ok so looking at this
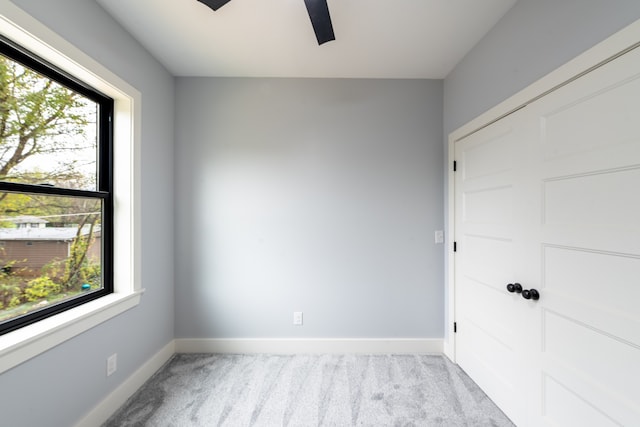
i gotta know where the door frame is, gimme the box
[444,17,640,362]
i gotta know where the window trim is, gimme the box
[0,2,142,374]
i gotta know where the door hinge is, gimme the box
[454,322,457,333]
[453,160,457,172]
[453,241,457,252]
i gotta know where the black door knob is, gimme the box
[521,289,540,300]
[507,283,523,293]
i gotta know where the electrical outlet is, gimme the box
[435,230,444,244]
[107,353,117,376]
[293,311,303,326]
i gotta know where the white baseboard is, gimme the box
[74,340,175,427]
[175,338,443,354]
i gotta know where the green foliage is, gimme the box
[0,275,22,309]
[60,218,100,291]
[8,295,20,308]
[38,218,101,292]
[0,261,25,309]
[0,54,94,220]
[80,261,101,288]
[0,55,89,185]
[24,276,61,302]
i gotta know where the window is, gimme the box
[0,2,141,375]
[0,36,113,335]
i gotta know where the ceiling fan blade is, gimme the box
[304,0,335,45]
[197,0,232,11]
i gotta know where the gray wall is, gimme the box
[0,1,175,426]
[444,0,640,135]
[175,78,444,338]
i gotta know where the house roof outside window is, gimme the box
[0,224,100,241]
[8,215,49,228]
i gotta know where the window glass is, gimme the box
[0,53,99,191]
[0,39,112,335]
[0,194,102,323]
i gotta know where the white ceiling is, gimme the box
[97,0,516,79]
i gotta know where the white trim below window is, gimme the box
[0,1,142,374]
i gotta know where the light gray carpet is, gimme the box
[104,354,514,426]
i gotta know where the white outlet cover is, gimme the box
[293,312,303,326]
[107,353,117,376]
[435,230,444,244]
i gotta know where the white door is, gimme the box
[454,110,531,427]
[455,44,640,426]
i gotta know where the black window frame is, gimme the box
[0,36,114,335]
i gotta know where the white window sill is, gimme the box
[0,289,144,374]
